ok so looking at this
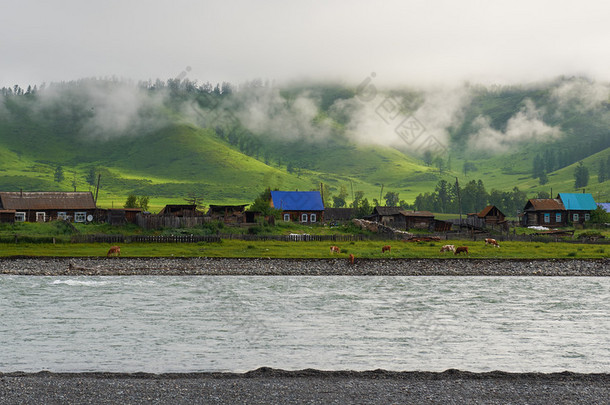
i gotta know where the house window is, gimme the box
[284,213,290,222]
[57,212,67,220]
[301,213,308,223]
[573,213,579,222]
[74,212,87,223]
[36,212,46,222]
[310,213,316,223]
[15,212,26,222]
[585,213,590,221]
[544,213,550,223]
[555,213,562,223]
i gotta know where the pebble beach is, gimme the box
[0,256,608,276]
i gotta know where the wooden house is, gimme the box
[270,191,324,224]
[521,199,567,227]
[557,193,597,224]
[0,191,97,223]
[107,208,142,225]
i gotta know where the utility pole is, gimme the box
[455,177,462,229]
[94,174,101,205]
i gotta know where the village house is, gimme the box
[0,191,98,223]
[521,198,567,227]
[367,206,436,230]
[270,191,324,224]
[473,205,506,225]
[557,193,597,224]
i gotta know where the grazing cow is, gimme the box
[454,246,468,255]
[330,246,340,254]
[349,253,355,265]
[107,246,121,257]
[485,238,500,247]
[440,244,456,253]
[382,245,391,253]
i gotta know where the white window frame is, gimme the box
[57,212,68,220]
[15,212,26,222]
[283,213,290,222]
[74,212,87,223]
[555,213,561,223]
[544,213,550,223]
[310,213,316,223]
[573,213,579,222]
[301,213,308,223]
[585,213,590,221]
[36,212,46,222]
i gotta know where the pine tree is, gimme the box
[598,160,607,183]
[574,161,589,189]
[54,165,64,183]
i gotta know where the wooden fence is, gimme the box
[72,234,221,243]
[136,215,210,230]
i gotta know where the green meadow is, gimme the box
[0,240,607,259]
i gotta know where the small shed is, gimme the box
[402,211,435,230]
[368,206,407,228]
[207,204,249,224]
[107,208,142,225]
[324,207,357,223]
[474,205,506,225]
[158,204,203,217]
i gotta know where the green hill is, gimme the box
[1,77,609,211]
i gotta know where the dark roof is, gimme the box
[373,206,405,216]
[477,205,505,218]
[558,193,597,211]
[270,191,324,211]
[0,192,96,210]
[524,199,565,211]
[208,204,248,212]
[158,204,198,215]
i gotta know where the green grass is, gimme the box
[0,240,607,259]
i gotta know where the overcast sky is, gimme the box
[2,0,609,88]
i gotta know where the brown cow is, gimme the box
[485,238,500,247]
[454,246,469,255]
[382,245,391,253]
[349,253,355,265]
[330,246,340,254]
[107,246,121,257]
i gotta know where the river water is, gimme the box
[1,276,608,373]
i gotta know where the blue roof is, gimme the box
[270,191,324,211]
[558,193,597,211]
[598,203,610,213]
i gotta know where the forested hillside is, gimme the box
[1,76,608,211]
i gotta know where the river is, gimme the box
[1,275,608,373]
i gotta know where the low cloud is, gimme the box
[550,78,610,114]
[35,79,168,139]
[468,99,561,152]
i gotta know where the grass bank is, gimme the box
[0,240,607,259]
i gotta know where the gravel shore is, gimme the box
[1,368,609,404]
[0,257,608,276]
